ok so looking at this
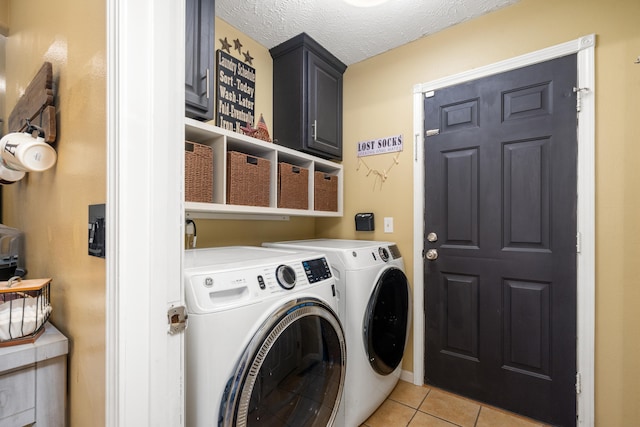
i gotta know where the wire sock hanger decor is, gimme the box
[356,152,401,190]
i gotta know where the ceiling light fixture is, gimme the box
[342,0,389,7]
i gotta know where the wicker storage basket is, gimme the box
[185,141,213,203]
[278,163,309,209]
[314,172,338,212]
[227,151,270,207]
[0,277,51,347]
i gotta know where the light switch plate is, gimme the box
[384,217,393,233]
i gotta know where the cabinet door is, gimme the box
[307,51,343,160]
[185,0,215,120]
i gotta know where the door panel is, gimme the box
[503,138,550,250]
[444,149,479,247]
[442,273,479,360]
[424,55,577,427]
[503,279,550,377]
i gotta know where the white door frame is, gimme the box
[412,35,595,426]
[106,0,186,425]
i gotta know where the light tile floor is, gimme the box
[361,380,551,427]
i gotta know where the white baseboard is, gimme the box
[400,369,419,385]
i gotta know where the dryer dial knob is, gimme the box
[379,247,390,262]
[276,265,296,290]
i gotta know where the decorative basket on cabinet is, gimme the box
[227,151,270,207]
[278,163,309,209]
[314,172,338,212]
[185,141,213,203]
[0,277,52,347]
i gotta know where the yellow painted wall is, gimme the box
[194,216,316,248]
[0,0,7,35]
[0,0,637,425]
[2,0,106,425]
[338,0,640,424]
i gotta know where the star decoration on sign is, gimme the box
[219,37,232,53]
[243,50,254,65]
[233,38,243,53]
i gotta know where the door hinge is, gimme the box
[576,372,582,394]
[425,90,435,98]
[576,231,582,253]
[168,305,188,334]
[426,129,440,137]
[573,87,589,112]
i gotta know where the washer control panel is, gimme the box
[302,257,332,283]
[185,256,336,313]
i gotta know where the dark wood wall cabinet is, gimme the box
[185,0,215,121]
[270,33,347,160]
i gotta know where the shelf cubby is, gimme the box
[184,117,343,219]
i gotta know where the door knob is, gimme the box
[425,249,438,261]
[427,232,438,242]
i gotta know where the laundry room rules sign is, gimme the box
[216,50,256,132]
[356,134,403,157]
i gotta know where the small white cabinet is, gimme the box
[0,323,68,427]
[184,118,343,218]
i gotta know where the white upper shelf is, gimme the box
[184,118,343,219]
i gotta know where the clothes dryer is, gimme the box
[263,240,411,427]
[184,246,346,427]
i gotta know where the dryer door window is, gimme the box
[220,298,346,427]
[364,267,410,375]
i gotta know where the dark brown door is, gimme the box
[424,55,577,427]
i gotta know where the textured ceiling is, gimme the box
[216,0,520,66]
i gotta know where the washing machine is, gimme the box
[184,246,346,427]
[263,239,411,427]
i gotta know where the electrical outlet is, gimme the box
[384,217,394,233]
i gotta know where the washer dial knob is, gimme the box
[276,265,296,289]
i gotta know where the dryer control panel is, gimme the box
[302,257,332,283]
